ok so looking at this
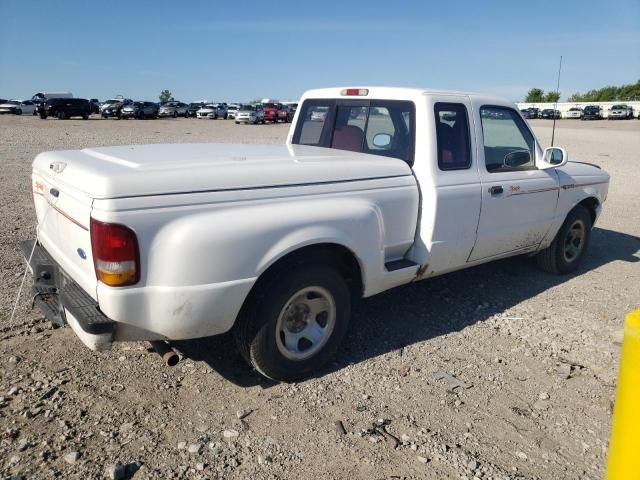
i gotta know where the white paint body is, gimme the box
[30,87,610,350]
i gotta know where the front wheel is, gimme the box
[536,205,592,274]
[15,109,22,115]
[234,265,351,382]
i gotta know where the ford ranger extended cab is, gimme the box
[21,87,609,382]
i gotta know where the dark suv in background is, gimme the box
[39,98,90,119]
[582,105,603,120]
[186,102,205,117]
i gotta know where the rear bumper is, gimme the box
[20,239,256,344]
[20,240,115,350]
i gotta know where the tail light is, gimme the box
[90,219,140,286]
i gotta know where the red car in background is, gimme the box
[262,102,282,123]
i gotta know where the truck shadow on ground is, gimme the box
[174,227,640,387]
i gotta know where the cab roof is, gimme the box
[300,86,516,108]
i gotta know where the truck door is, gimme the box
[468,105,559,262]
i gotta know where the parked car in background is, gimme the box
[565,107,583,119]
[525,107,541,119]
[582,105,603,120]
[40,98,90,119]
[0,100,36,115]
[100,97,129,113]
[541,108,561,119]
[89,99,101,114]
[31,92,73,111]
[520,108,537,119]
[159,101,188,118]
[608,104,634,120]
[196,104,217,118]
[121,101,159,119]
[262,102,282,123]
[226,104,240,119]
[277,104,295,123]
[101,101,128,119]
[309,107,328,122]
[235,104,265,124]
[207,103,228,119]
[186,102,205,117]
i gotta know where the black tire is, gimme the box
[15,109,22,115]
[224,114,228,120]
[173,111,177,118]
[536,205,591,274]
[40,114,47,119]
[234,264,351,382]
[57,111,65,120]
[82,114,88,120]
[261,118,265,124]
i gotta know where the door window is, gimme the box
[480,106,535,172]
[434,103,471,170]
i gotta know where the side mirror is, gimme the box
[503,150,531,168]
[372,133,392,148]
[540,147,568,169]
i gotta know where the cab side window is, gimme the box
[480,106,536,172]
[434,103,471,170]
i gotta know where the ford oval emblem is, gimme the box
[77,248,87,260]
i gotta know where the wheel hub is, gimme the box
[563,220,585,262]
[275,286,336,361]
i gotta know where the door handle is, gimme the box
[489,185,503,196]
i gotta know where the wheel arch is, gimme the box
[253,242,364,300]
[577,196,600,226]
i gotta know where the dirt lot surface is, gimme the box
[1,116,639,480]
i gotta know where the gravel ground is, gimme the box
[1,115,639,480]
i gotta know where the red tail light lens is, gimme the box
[90,218,140,286]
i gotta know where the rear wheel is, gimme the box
[173,111,177,118]
[234,264,350,382]
[82,113,88,120]
[15,109,22,115]
[536,205,591,274]
[57,111,65,120]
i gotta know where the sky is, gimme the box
[0,0,638,103]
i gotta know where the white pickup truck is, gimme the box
[22,87,609,381]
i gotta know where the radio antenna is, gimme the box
[550,55,562,147]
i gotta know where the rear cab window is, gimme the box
[292,99,415,165]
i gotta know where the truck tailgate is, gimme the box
[32,171,96,300]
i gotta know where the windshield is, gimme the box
[263,103,276,108]
[611,105,625,109]
[6,101,20,105]
[228,105,238,110]
[240,104,256,111]
[543,109,553,113]
[569,108,581,111]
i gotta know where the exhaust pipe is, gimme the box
[149,341,179,367]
